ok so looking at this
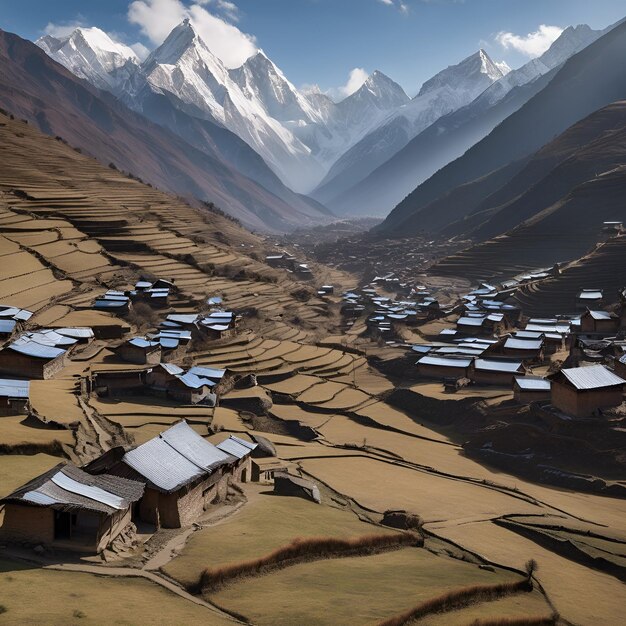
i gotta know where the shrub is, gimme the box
[377,579,533,626]
[195,532,422,593]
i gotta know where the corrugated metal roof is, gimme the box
[159,363,184,375]
[474,359,523,373]
[204,324,230,332]
[55,327,94,339]
[187,366,226,380]
[176,372,214,389]
[560,365,626,390]
[417,355,472,368]
[457,316,486,326]
[588,310,613,321]
[578,290,602,299]
[0,319,16,334]
[160,421,231,472]
[124,437,205,492]
[515,377,551,391]
[129,337,159,349]
[0,378,29,398]
[94,300,127,309]
[217,435,257,459]
[8,341,66,360]
[515,331,544,339]
[166,314,198,324]
[160,338,179,349]
[2,464,143,514]
[504,338,543,350]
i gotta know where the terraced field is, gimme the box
[1,112,624,625]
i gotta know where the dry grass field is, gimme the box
[0,111,624,625]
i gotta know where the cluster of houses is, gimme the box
[92,279,174,314]
[341,284,445,337]
[265,250,313,280]
[92,364,226,406]
[0,421,263,551]
[409,280,626,419]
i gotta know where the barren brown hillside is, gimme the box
[0,111,625,626]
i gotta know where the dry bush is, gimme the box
[377,579,533,626]
[468,616,558,626]
[127,301,159,331]
[195,532,422,593]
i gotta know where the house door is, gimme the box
[54,511,73,540]
[241,468,247,483]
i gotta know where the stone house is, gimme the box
[110,421,237,528]
[0,463,143,553]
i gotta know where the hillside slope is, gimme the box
[430,102,626,307]
[0,29,330,233]
[378,18,626,236]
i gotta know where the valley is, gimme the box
[1,4,626,626]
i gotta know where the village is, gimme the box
[2,247,626,555]
[0,109,624,625]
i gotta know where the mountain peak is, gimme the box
[418,49,504,97]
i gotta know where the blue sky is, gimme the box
[3,0,625,97]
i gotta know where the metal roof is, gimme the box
[587,310,613,321]
[515,377,551,391]
[217,435,257,460]
[128,337,159,349]
[160,421,232,472]
[417,355,472,368]
[124,437,205,492]
[515,331,544,339]
[187,366,226,380]
[8,341,66,360]
[175,372,215,389]
[94,300,127,309]
[2,464,143,515]
[0,378,29,398]
[474,359,523,373]
[166,314,198,324]
[158,363,184,375]
[578,290,602,300]
[504,337,543,350]
[0,319,16,334]
[457,316,485,326]
[55,327,94,339]
[560,365,626,390]
[160,338,179,349]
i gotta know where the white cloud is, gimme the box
[130,41,151,60]
[378,0,410,13]
[127,0,257,68]
[495,24,563,58]
[326,67,369,101]
[43,20,86,38]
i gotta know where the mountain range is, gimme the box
[0,28,330,232]
[25,15,625,242]
[377,16,626,237]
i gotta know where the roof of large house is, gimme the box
[417,355,473,368]
[557,365,626,391]
[504,337,543,351]
[122,421,234,493]
[474,359,524,373]
[0,463,143,515]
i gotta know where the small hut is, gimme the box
[549,365,626,418]
[115,337,162,365]
[0,464,143,553]
[0,378,29,416]
[513,377,551,403]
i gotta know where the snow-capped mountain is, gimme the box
[133,20,323,192]
[37,27,139,90]
[313,49,508,204]
[315,23,605,216]
[296,71,410,168]
[472,25,602,109]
